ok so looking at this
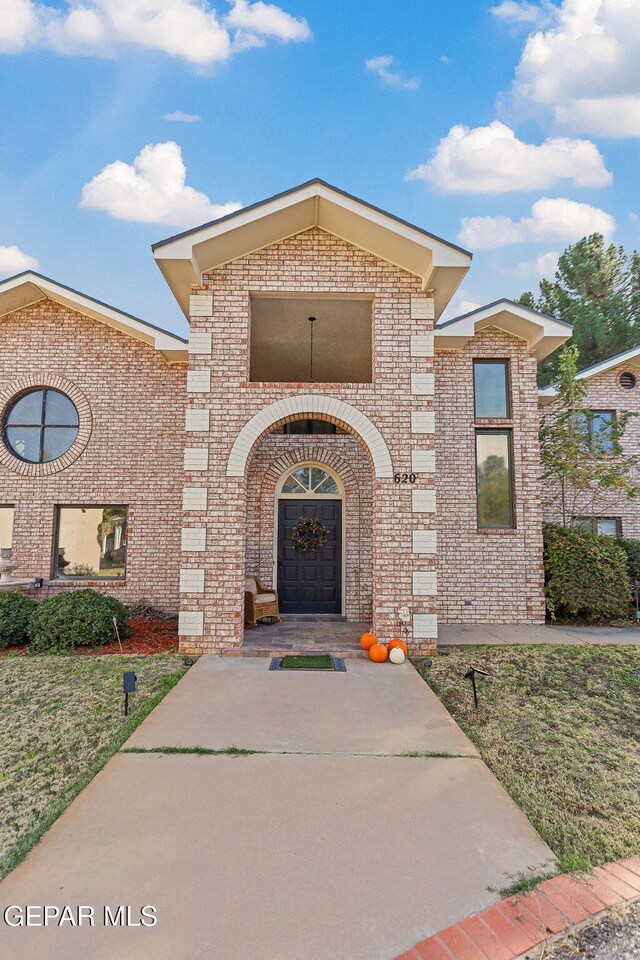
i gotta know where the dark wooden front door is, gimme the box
[277,500,342,614]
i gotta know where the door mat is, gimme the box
[270,655,346,671]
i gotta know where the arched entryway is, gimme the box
[275,463,344,615]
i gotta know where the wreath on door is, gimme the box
[291,516,329,553]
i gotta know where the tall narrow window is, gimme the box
[476,431,514,529]
[474,361,509,419]
[589,410,615,451]
[0,505,14,551]
[55,506,128,579]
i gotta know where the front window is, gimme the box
[3,388,79,463]
[0,505,14,551]
[576,517,621,536]
[55,506,128,579]
[587,410,615,451]
[474,361,509,419]
[283,419,337,435]
[476,431,514,529]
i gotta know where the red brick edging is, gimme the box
[393,858,640,960]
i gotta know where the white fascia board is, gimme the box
[574,347,640,381]
[0,272,188,360]
[435,300,571,360]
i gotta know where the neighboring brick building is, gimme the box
[0,180,571,653]
[539,346,640,538]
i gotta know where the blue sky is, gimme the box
[1,0,639,337]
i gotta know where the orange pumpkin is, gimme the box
[360,632,378,651]
[388,639,408,656]
[369,641,388,663]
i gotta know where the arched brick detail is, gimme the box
[0,374,92,477]
[227,394,393,479]
[245,440,373,620]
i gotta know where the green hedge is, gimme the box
[0,592,37,648]
[543,523,632,621]
[617,537,640,585]
[29,589,131,653]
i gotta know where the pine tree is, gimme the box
[519,234,640,385]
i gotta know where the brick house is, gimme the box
[539,346,640,538]
[0,180,570,654]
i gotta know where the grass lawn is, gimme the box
[0,654,185,880]
[416,645,640,875]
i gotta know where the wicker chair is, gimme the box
[244,576,281,627]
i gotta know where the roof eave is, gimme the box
[0,272,188,361]
[435,299,572,361]
[153,180,472,320]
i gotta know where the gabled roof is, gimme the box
[539,344,640,399]
[0,271,188,362]
[435,298,572,361]
[152,178,472,319]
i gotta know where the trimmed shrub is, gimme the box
[543,523,631,621]
[617,536,640,586]
[0,592,37,648]
[29,589,131,653]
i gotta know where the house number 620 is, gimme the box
[394,473,417,484]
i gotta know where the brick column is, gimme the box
[408,293,437,654]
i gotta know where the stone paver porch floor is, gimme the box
[237,614,371,656]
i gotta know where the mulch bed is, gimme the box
[0,616,179,657]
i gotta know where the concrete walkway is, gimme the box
[439,622,640,645]
[0,658,554,960]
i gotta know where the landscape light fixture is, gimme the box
[464,666,490,709]
[123,671,136,716]
[112,615,123,654]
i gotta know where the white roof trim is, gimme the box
[539,344,640,399]
[153,178,472,320]
[0,272,188,362]
[435,298,571,361]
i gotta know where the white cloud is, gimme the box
[509,249,560,278]
[406,121,612,194]
[458,196,616,250]
[490,1,554,25]
[164,110,201,123]
[440,289,482,322]
[507,0,640,138]
[225,0,310,41]
[0,245,39,278]
[0,0,310,66]
[80,141,242,227]
[439,55,451,64]
[0,0,39,52]
[365,55,421,90]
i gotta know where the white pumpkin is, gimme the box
[389,646,406,664]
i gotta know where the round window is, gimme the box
[3,388,79,463]
[620,371,637,390]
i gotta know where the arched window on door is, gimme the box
[280,465,340,496]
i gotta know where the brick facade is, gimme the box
[180,227,440,654]
[435,329,545,623]
[541,358,640,538]
[0,299,185,610]
[1,221,553,649]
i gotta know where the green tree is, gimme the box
[540,345,640,526]
[520,234,640,385]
